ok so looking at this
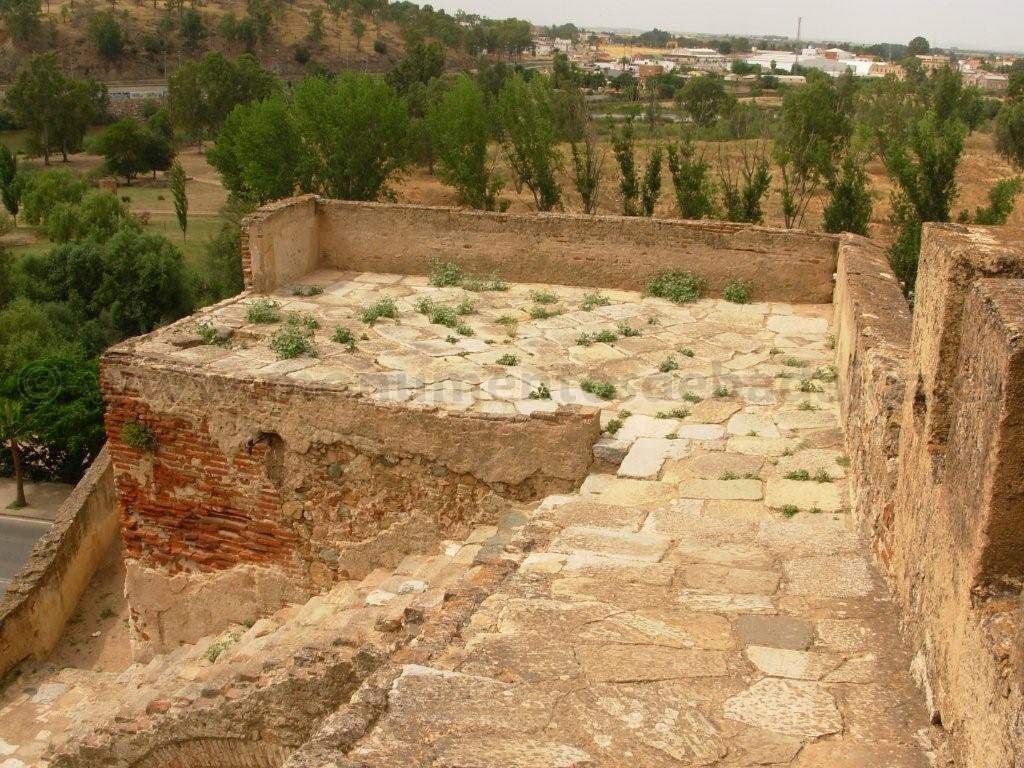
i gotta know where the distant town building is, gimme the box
[916,54,953,73]
[965,72,1009,91]
[666,47,729,71]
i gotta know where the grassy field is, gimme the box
[2,146,229,268]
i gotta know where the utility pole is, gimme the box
[795,16,802,70]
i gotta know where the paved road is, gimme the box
[0,516,52,597]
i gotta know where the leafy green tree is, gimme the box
[194,203,247,304]
[5,54,101,164]
[677,75,734,128]
[883,111,966,293]
[667,138,717,220]
[0,145,18,216]
[17,239,106,311]
[496,74,562,211]
[88,11,125,61]
[959,177,1022,225]
[995,99,1024,171]
[386,40,445,95]
[426,74,503,210]
[45,190,129,243]
[351,17,366,50]
[719,147,771,224]
[91,118,174,183]
[54,78,105,162]
[0,398,30,508]
[246,0,272,43]
[19,168,88,225]
[0,297,83,375]
[927,67,985,132]
[822,154,873,236]
[180,8,207,51]
[307,7,324,45]
[170,161,188,241]
[209,96,302,204]
[775,75,854,228]
[168,53,278,142]
[611,122,640,216]
[907,36,930,56]
[3,356,105,484]
[0,0,40,41]
[292,73,409,201]
[94,226,193,336]
[640,147,663,217]
[568,99,604,215]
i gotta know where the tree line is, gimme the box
[203,48,1024,299]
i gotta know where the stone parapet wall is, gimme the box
[831,234,912,564]
[100,344,599,657]
[835,224,1024,768]
[0,449,117,677]
[242,197,840,302]
[242,195,320,293]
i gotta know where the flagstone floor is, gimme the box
[0,273,945,767]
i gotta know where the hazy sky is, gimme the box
[429,0,1024,53]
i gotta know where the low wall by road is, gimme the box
[242,197,840,303]
[834,224,1024,768]
[0,449,117,678]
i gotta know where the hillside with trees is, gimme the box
[0,0,534,81]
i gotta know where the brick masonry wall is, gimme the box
[100,349,598,592]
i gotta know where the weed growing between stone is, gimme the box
[122,420,157,452]
[647,271,706,304]
[580,377,616,400]
[271,325,315,359]
[359,297,399,325]
[723,279,754,304]
[246,298,281,324]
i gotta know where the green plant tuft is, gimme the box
[359,297,399,325]
[723,279,753,304]
[271,325,315,359]
[647,270,706,304]
[246,298,281,324]
[580,292,611,310]
[122,420,157,452]
[332,326,356,351]
[429,260,464,287]
[529,383,551,400]
[580,377,616,400]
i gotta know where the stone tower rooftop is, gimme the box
[2,201,1021,768]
